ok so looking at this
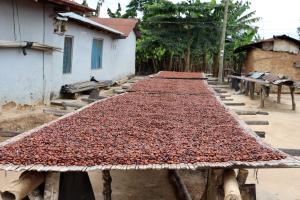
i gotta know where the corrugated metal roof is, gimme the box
[58,12,124,38]
[235,35,300,53]
[89,17,139,37]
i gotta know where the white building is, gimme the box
[0,0,138,107]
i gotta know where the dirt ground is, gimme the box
[0,83,300,199]
[223,86,300,200]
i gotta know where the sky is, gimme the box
[79,0,300,39]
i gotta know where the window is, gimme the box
[91,39,103,69]
[63,36,73,74]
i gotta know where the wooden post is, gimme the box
[236,169,249,186]
[277,85,282,103]
[223,169,242,200]
[290,87,296,110]
[249,82,255,100]
[43,172,60,200]
[102,170,112,200]
[260,86,266,108]
[206,169,223,200]
[245,81,250,96]
[1,172,45,200]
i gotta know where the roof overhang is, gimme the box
[39,0,95,13]
[57,13,125,39]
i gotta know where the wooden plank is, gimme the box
[254,131,266,138]
[225,103,245,106]
[168,170,192,200]
[44,172,60,200]
[279,148,300,156]
[245,121,269,125]
[260,86,266,108]
[62,102,86,110]
[0,131,22,137]
[234,110,269,115]
[43,108,71,116]
[221,98,234,101]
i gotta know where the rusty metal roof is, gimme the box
[235,35,300,53]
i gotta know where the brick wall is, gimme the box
[244,48,300,81]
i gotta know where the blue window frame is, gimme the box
[91,39,103,69]
[63,36,73,74]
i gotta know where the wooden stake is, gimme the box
[43,172,60,200]
[290,87,296,110]
[102,170,112,200]
[223,170,242,200]
[236,169,249,186]
[277,85,282,104]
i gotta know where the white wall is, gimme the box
[0,0,136,106]
[50,22,136,98]
[0,0,54,105]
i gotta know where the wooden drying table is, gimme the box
[228,75,296,110]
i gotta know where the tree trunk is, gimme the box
[185,46,191,72]
[212,53,219,77]
[169,52,174,71]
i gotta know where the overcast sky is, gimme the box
[80,0,300,39]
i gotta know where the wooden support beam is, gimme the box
[224,103,245,106]
[255,131,266,138]
[279,148,300,156]
[245,121,269,125]
[234,110,269,115]
[0,172,45,200]
[223,170,242,200]
[236,169,249,186]
[277,85,282,103]
[102,170,112,200]
[168,170,192,200]
[43,172,60,200]
[290,87,296,110]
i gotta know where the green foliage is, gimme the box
[107,0,260,74]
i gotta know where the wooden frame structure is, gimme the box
[0,74,299,200]
[228,75,296,110]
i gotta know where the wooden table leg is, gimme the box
[260,86,266,108]
[277,85,282,103]
[245,81,250,96]
[290,87,296,110]
[249,82,255,100]
[44,172,60,200]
